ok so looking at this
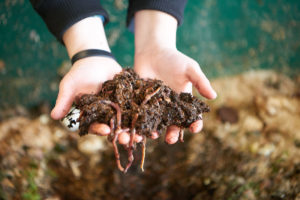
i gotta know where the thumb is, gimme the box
[51,80,76,120]
[186,63,217,99]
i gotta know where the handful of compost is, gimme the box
[62,68,210,173]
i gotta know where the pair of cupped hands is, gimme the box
[50,11,217,145]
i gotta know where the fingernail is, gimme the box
[50,108,59,120]
[151,132,159,139]
[189,122,202,133]
[118,132,130,145]
[212,90,217,99]
[135,135,143,143]
[189,126,196,133]
[189,126,195,133]
[94,124,110,135]
[168,137,177,144]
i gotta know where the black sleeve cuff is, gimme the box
[127,0,188,27]
[30,0,109,43]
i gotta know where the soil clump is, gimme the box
[75,68,209,172]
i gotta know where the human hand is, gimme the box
[134,46,217,143]
[51,56,121,119]
[133,10,217,144]
[51,16,143,144]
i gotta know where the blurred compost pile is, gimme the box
[0,70,299,200]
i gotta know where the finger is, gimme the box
[118,132,130,145]
[165,125,180,144]
[181,82,193,93]
[186,63,217,99]
[89,123,111,136]
[51,80,76,120]
[189,120,203,133]
[150,131,159,139]
[134,134,143,143]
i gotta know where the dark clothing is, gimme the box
[30,0,187,43]
[126,0,187,27]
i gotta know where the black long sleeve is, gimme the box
[127,0,188,26]
[30,0,187,42]
[30,0,109,43]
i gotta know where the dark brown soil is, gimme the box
[76,68,209,136]
[75,68,210,172]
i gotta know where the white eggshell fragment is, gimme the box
[61,107,80,131]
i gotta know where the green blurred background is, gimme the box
[0,0,299,114]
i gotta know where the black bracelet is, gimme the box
[71,49,115,65]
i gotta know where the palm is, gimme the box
[51,57,122,120]
[53,57,144,145]
[135,48,196,93]
[134,47,216,144]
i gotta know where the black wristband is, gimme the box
[71,49,115,65]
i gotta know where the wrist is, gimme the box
[134,10,177,54]
[71,49,115,65]
[63,16,111,58]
